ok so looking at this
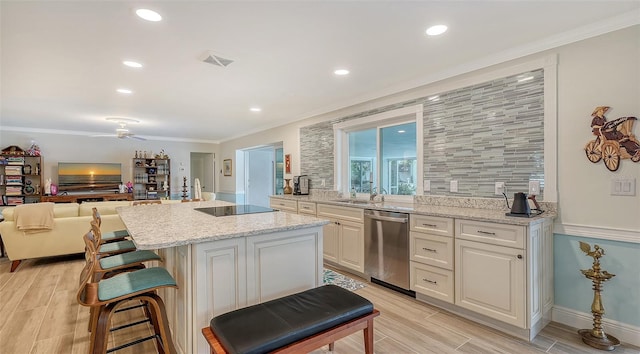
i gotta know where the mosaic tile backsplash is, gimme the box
[300,69,545,198]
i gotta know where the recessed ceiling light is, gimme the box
[123,60,143,68]
[398,130,406,134]
[426,25,448,36]
[116,88,133,94]
[250,107,262,112]
[136,9,162,22]
[334,69,350,76]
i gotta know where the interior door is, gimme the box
[190,153,215,198]
[245,148,274,207]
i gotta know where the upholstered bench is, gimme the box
[201,284,380,354]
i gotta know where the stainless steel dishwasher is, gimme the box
[364,209,414,296]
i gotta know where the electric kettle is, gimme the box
[510,192,531,215]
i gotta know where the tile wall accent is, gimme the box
[300,69,545,198]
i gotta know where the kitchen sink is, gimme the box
[330,199,373,205]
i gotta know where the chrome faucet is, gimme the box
[369,182,377,202]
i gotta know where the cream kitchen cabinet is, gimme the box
[297,201,317,215]
[454,218,552,341]
[269,197,297,213]
[409,214,455,303]
[317,203,364,274]
[159,227,324,354]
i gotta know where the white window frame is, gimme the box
[333,104,424,202]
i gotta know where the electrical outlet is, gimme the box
[529,180,540,196]
[450,180,458,193]
[495,182,505,195]
[321,179,326,187]
[424,179,431,192]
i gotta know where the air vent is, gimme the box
[201,52,234,67]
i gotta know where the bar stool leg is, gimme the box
[140,293,176,354]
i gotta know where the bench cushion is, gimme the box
[210,284,373,354]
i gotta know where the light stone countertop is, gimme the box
[116,200,330,250]
[270,194,556,226]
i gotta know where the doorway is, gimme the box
[242,143,282,207]
[190,152,215,199]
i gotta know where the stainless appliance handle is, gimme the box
[365,214,408,223]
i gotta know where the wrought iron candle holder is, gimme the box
[578,241,620,351]
[181,176,188,201]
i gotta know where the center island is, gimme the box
[117,200,329,354]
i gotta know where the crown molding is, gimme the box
[0,126,220,145]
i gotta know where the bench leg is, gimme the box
[364,318,374,354]
[329,342,335,351]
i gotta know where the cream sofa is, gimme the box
[0,200,180,272]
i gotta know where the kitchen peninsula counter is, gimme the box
[116,200,329,354]
[116,200,329,249]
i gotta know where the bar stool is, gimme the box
[78,230,177,354]
[87,221,161,281]
[91,207,129,243]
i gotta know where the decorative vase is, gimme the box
[283,179,293,194]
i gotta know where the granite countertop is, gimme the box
[270,194,556,226]
[116,200,329,250]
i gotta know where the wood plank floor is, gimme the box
[1,254,638,354]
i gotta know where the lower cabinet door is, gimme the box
[338,220,364,273]
[322,220,339,264]
[455,239,526,328]
[410,261,454,303]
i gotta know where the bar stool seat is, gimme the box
[97,267,176,301]
[99,250,161,270]
[98,239,136,254]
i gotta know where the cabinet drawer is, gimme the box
[455,219,525,249]
[317,203,363,223]
[410,262,454,303]
[410,232,453,270]
[410,214,454,237]
[297,201,317,215]
[269,198,297,213]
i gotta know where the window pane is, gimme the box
[381,122,417,195]
[348,129,376,193]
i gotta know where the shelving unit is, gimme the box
[132,158,170,200]
[0,146,43,206]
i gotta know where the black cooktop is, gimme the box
[195,205,276,217]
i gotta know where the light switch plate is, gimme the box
[424,179,431,192]
[450,180,458,193]
[611,178,636,196]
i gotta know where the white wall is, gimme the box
[0,131,219,197]
[555,26,639,232]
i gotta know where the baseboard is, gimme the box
[552,305,640,347]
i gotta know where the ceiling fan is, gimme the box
[93,118,147,141]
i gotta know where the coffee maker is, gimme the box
[293,175,309,195]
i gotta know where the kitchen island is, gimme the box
[117,200,329,354]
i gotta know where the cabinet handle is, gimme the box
[517,254,523,259]
[477,230,496,236]
[335,221,341,225]
[279,203,285,206]
[423,279,437,285]
[422,223,437,227]
[422,247,437,253]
